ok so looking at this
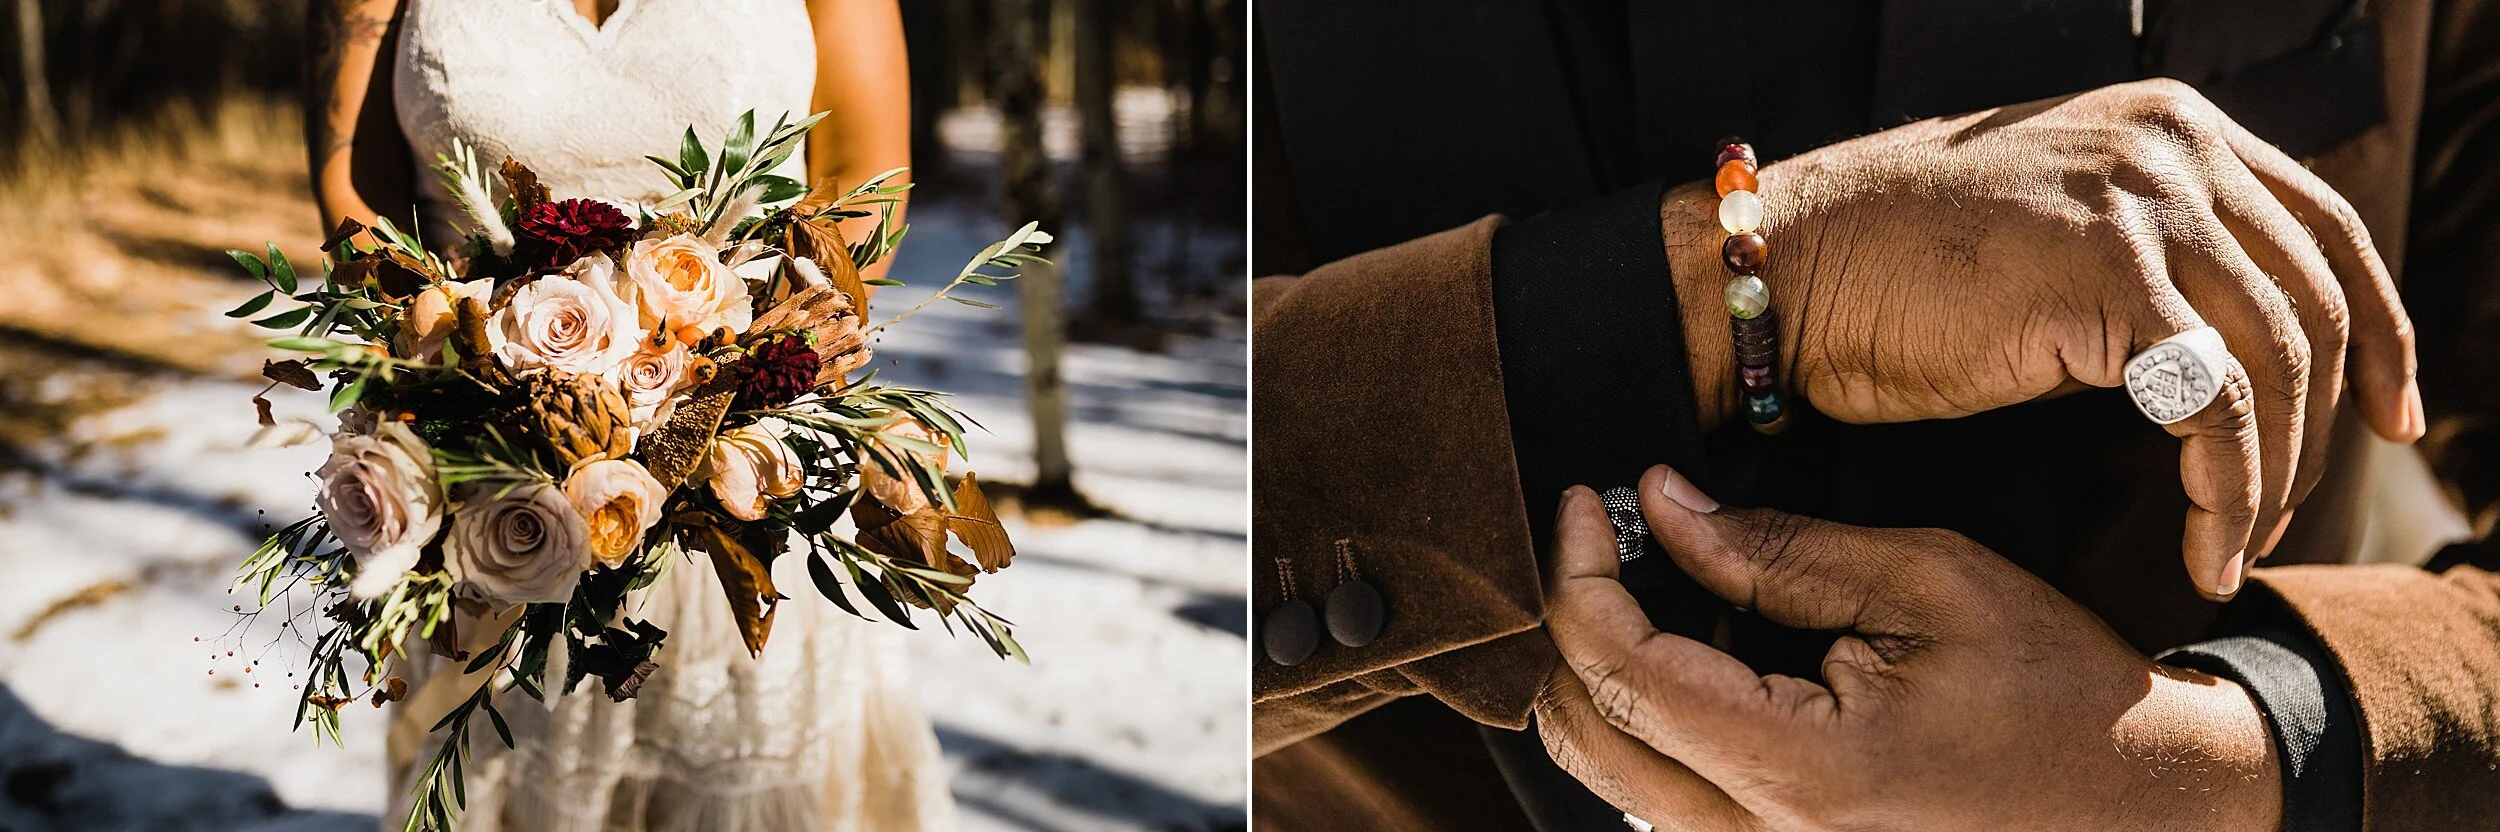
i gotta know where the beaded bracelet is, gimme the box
[1713,137,1788,434]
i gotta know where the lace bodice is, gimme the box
[394,0,817,246]
[381,3,955,830]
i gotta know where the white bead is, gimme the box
[1724,275,1769,319]
[1718,190,1764,235]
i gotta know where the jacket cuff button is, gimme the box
[1325,579,1384,647]
[1262,599,1320,666]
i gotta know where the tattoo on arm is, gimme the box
[306,1,393,164]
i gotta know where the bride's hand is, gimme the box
[1671,78,2420,599]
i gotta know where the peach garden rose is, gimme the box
[562,459,668,567]
[698,418,803,521]
[620,233,753,335]
[395,278,492,363]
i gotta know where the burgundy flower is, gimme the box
[515,198,635,268]
[734,334,824,411]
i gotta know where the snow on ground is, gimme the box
[0,202,1247,831]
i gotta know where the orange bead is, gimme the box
[1714,160,1758,197]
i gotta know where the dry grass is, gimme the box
[0,97,324,379]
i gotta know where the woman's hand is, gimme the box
[1672,78,2421,598]
[1534,468,2282,832]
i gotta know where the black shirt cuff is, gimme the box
[1488,179,1707,545]
[2160,620,2364,832]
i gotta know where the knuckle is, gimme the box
[2121,78,2217,139]
[1735,510,1826,596]
[2208,372,2260,435]
[2321,196,2375,246]
[2316,289,2354,348]
[2269,335,2313,397]
[1575,655,1644,731]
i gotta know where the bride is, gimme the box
[304,1,954,829]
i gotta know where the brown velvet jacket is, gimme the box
[1253,0,2500,828]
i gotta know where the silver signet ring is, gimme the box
[2124,326,2231,426]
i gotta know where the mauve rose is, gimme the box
[488,255,643,379]
[445,482,593,604]
[620,234,752,335]
[698,418,803,521]
[562,459,668,567]
[314,422,444,599]
[618,341,690,434]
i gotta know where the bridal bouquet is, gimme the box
[228,112,1038,831]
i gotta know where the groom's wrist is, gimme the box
[1662,181,1737,433]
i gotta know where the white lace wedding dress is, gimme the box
[381,1,957,830]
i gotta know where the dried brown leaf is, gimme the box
[499,158,550,211]
[695,525,778,656]
[853,498,972,612]
[263,359,321,391]
[634,361,739,489]
[948,474,1016,573]
[322,217,368,253]
[789,216,869,319]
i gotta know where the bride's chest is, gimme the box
[394,0,817,150]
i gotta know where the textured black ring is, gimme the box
[1600,486,1654,563]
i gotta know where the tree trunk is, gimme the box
[1075,0,1138,327]
[12,0,59,147]
[996,0,1080,506]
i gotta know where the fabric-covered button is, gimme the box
[1325,579,1384,647]
[1263,599,1320,666]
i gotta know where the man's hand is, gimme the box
[1671,78,2421,598]
[1535,468,2283,832]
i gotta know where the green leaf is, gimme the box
[644,154,689,182]
[253,307,314,330]
[483,700,514,749]
[650,187,703,213]
[864,278,904,287]
[266,244,297,293]
[755,175,806,203]
[462,643,504,674]
[844,560,916,630]
[267,336,341,352]
[227,249,269,282]
[806,552,864,619]
[225,291,275,318]
[329,376,368,413]
[946,297,1000,309]
[963,276,997,286]
[721,110,757,175]
[679,127,708,180]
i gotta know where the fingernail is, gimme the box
[1658,467,1720,514]
[1559,486,1586,513]
[2401,380,2426,442]
[2215,550,2246,597]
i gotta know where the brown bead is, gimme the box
[1722,232,1767,274]
[1714,160,1758,197]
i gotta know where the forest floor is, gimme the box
[0,101,1246,832]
